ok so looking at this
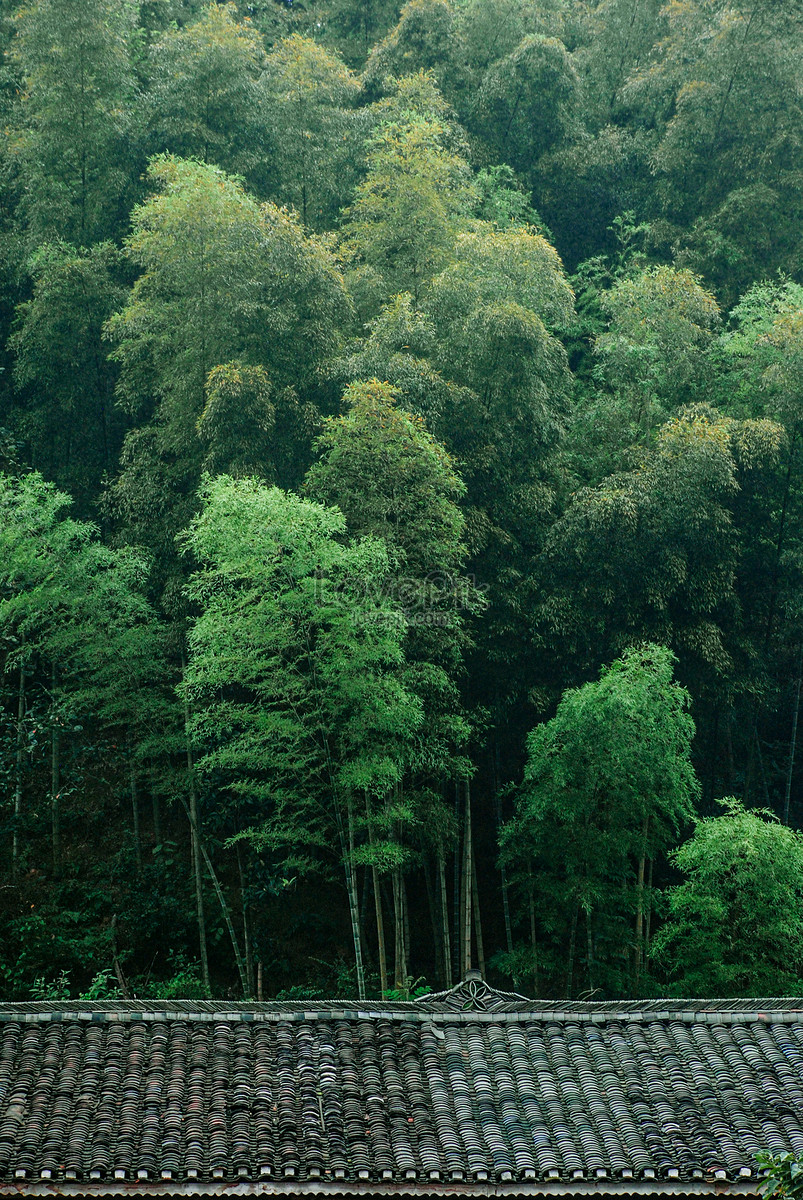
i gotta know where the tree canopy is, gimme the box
[1,0,802,1005]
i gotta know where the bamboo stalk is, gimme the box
[586,908,595,993]
[438,849,453,989]
[13,662,25,882]
[784,642,803,826]
[181,654,211,997]
[236,842,255,998]
[471,840,485,978]
[129,759,141,874]
[634,816,649,989]
[365,793,388,995]
[567,902,579,999]
[528,873,538,994]
[462,780,472,978]
[51,665,62,880]
[344,794,366,1000]
[180,794,249,998]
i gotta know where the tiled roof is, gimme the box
[1,981,803,1196]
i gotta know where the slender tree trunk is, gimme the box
[499,858,514,958]
[313,667,365,1000]
[51,665,61,880]
[373,862,388,996]
[764,437,797,654]
[181,658,211,997]
[343,796,366,1000]
[706,707,720,809]
[425,859,444,986]
[754,728,771,807]
[566,902,579,999]
[726,710,736,791]
[784,642,803,826]
[187,763,211,997]
[257,959,263,1002]
[360,864,371,947]
[236,842,255,998]
[634,817,649,989]
[644,858,654,957]
[129,758,142,874]
[462,781,473,978]
[528,873,539,994]
[13,663,25,882]
[110,914,131,999]
[180,793,249,997]
[402,873,411,974]
[438,849,453,988]
[493,746,515,960]
[201,840,249,998]
[150,763,162,846]
[471,842,485,978]
[365,793,388,996]
[392,868,407,990]
[452,784,461,983]
[586,909,595,994]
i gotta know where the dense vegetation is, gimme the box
[1,0,802,1002]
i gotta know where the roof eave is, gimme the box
[0,1180,764,1199]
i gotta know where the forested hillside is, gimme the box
[1,0,802,1002]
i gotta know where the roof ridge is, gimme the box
[2,989,803,1024]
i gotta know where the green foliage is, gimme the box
[363,0,462,100]
[182,475,424,992]
[502,644,699,996]
[8,0,138,245]
[596,265,721,430]
[1,0,802,1003]
[109,155,347,420]
[183,474,423,825]
[106,154,349,596]
[653,799,803,997]
[758,1152,803,1200]
[717,279,803,433]
[306,378,466,579]
[455,0,557,76]
[143,2,268,186]
[305,378,474,890]
[540,407,784,687]
[382,975,430,1001]
[262,35,363,227]
[342,113,473,308]
[141,953,207,999]
[10,241,127,514]
[472,165,549,234]
[197,362,275,478]
[472,35,580,176]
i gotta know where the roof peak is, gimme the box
[2,984,803,1024]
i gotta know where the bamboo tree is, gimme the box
[12,662,25,882]
[179,790,250,999]
[471,838,485,978]
[366,793,389,995]
[461,780,472,978]
[784,643,803,827]
[236,843,256,998]
[437,849,453,988]
[633,816,649,988]
[501,645,700,997]
[8,0,138,246]
[181,476,422,1001]
[181,672,211,997]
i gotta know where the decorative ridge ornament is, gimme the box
[418,971,532,1012]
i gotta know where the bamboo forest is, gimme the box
[0,0,802,1003]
